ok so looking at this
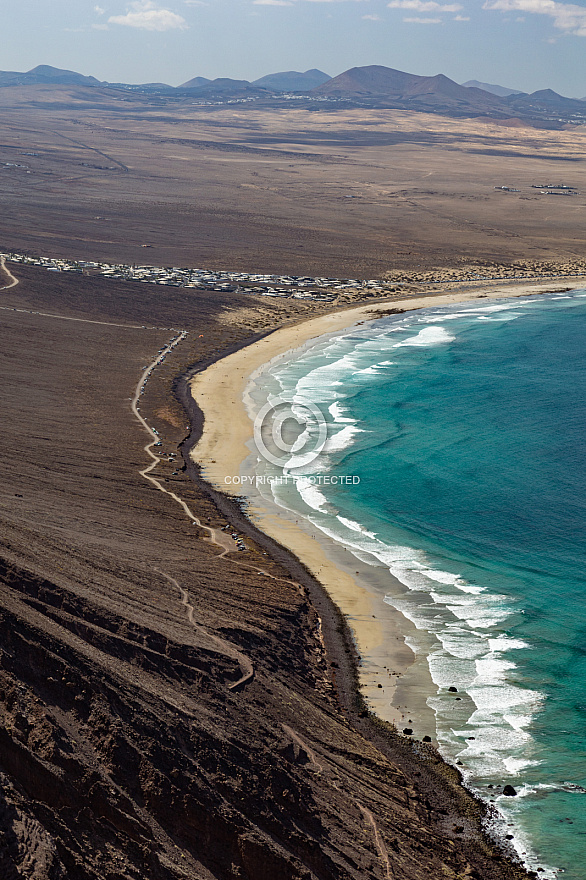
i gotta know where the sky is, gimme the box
[2,0,586,97]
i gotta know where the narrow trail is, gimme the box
[0,303,163,329]
[0,256,19,289]
[130,334,237,558]
[130,333,261,690]
[129,329,309,584]
[280,724,393,878]
[50,129,130,172]
[154,569,254,690]
[357,803,393,879]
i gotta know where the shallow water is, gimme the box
[245,290,586,878]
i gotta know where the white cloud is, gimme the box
[94,4,106,12]
[108,0,188,30]
[453,12,470,17]
[389,0,462,10]
[403,14,443,20]
[483,0,586,36]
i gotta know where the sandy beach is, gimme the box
[189,277,583,738]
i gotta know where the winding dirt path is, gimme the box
[130,335,260,688]
[357,802,393,879]
[129,331,311,585]
[154,569,254,690]
[280,723,393,877]
[0,256,19,289]
[130,333,238,557]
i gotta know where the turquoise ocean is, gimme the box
[243,290,586,879]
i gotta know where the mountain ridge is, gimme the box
[1,63,584,126]
[311,65,511,115]
[0,64,102,88]
[309,65,586,125]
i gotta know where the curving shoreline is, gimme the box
[187,278,581,737]
[181,276,584,880]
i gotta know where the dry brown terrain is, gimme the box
[0,84,585,276]
[0,261,535,879]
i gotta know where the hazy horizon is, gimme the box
[1,61,576,98]
[3,1,586,98]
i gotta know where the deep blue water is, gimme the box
[246,291,586,878]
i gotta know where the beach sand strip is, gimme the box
[189,278,583,739]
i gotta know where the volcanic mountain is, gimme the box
[311,65,509,115]
[0,64,102,88]
[179,76,251,91]
[179,75,211,89]
[252,69,331,91]
[508,88,586,113]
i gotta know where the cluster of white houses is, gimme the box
[0,251,392,301]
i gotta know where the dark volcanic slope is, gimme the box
[0,65,102,88]
[311,65,586,125]
[313,65,418,97]
[0,263,532,880]
[312,65,508,115]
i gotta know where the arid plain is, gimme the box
[1,84,586,277]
